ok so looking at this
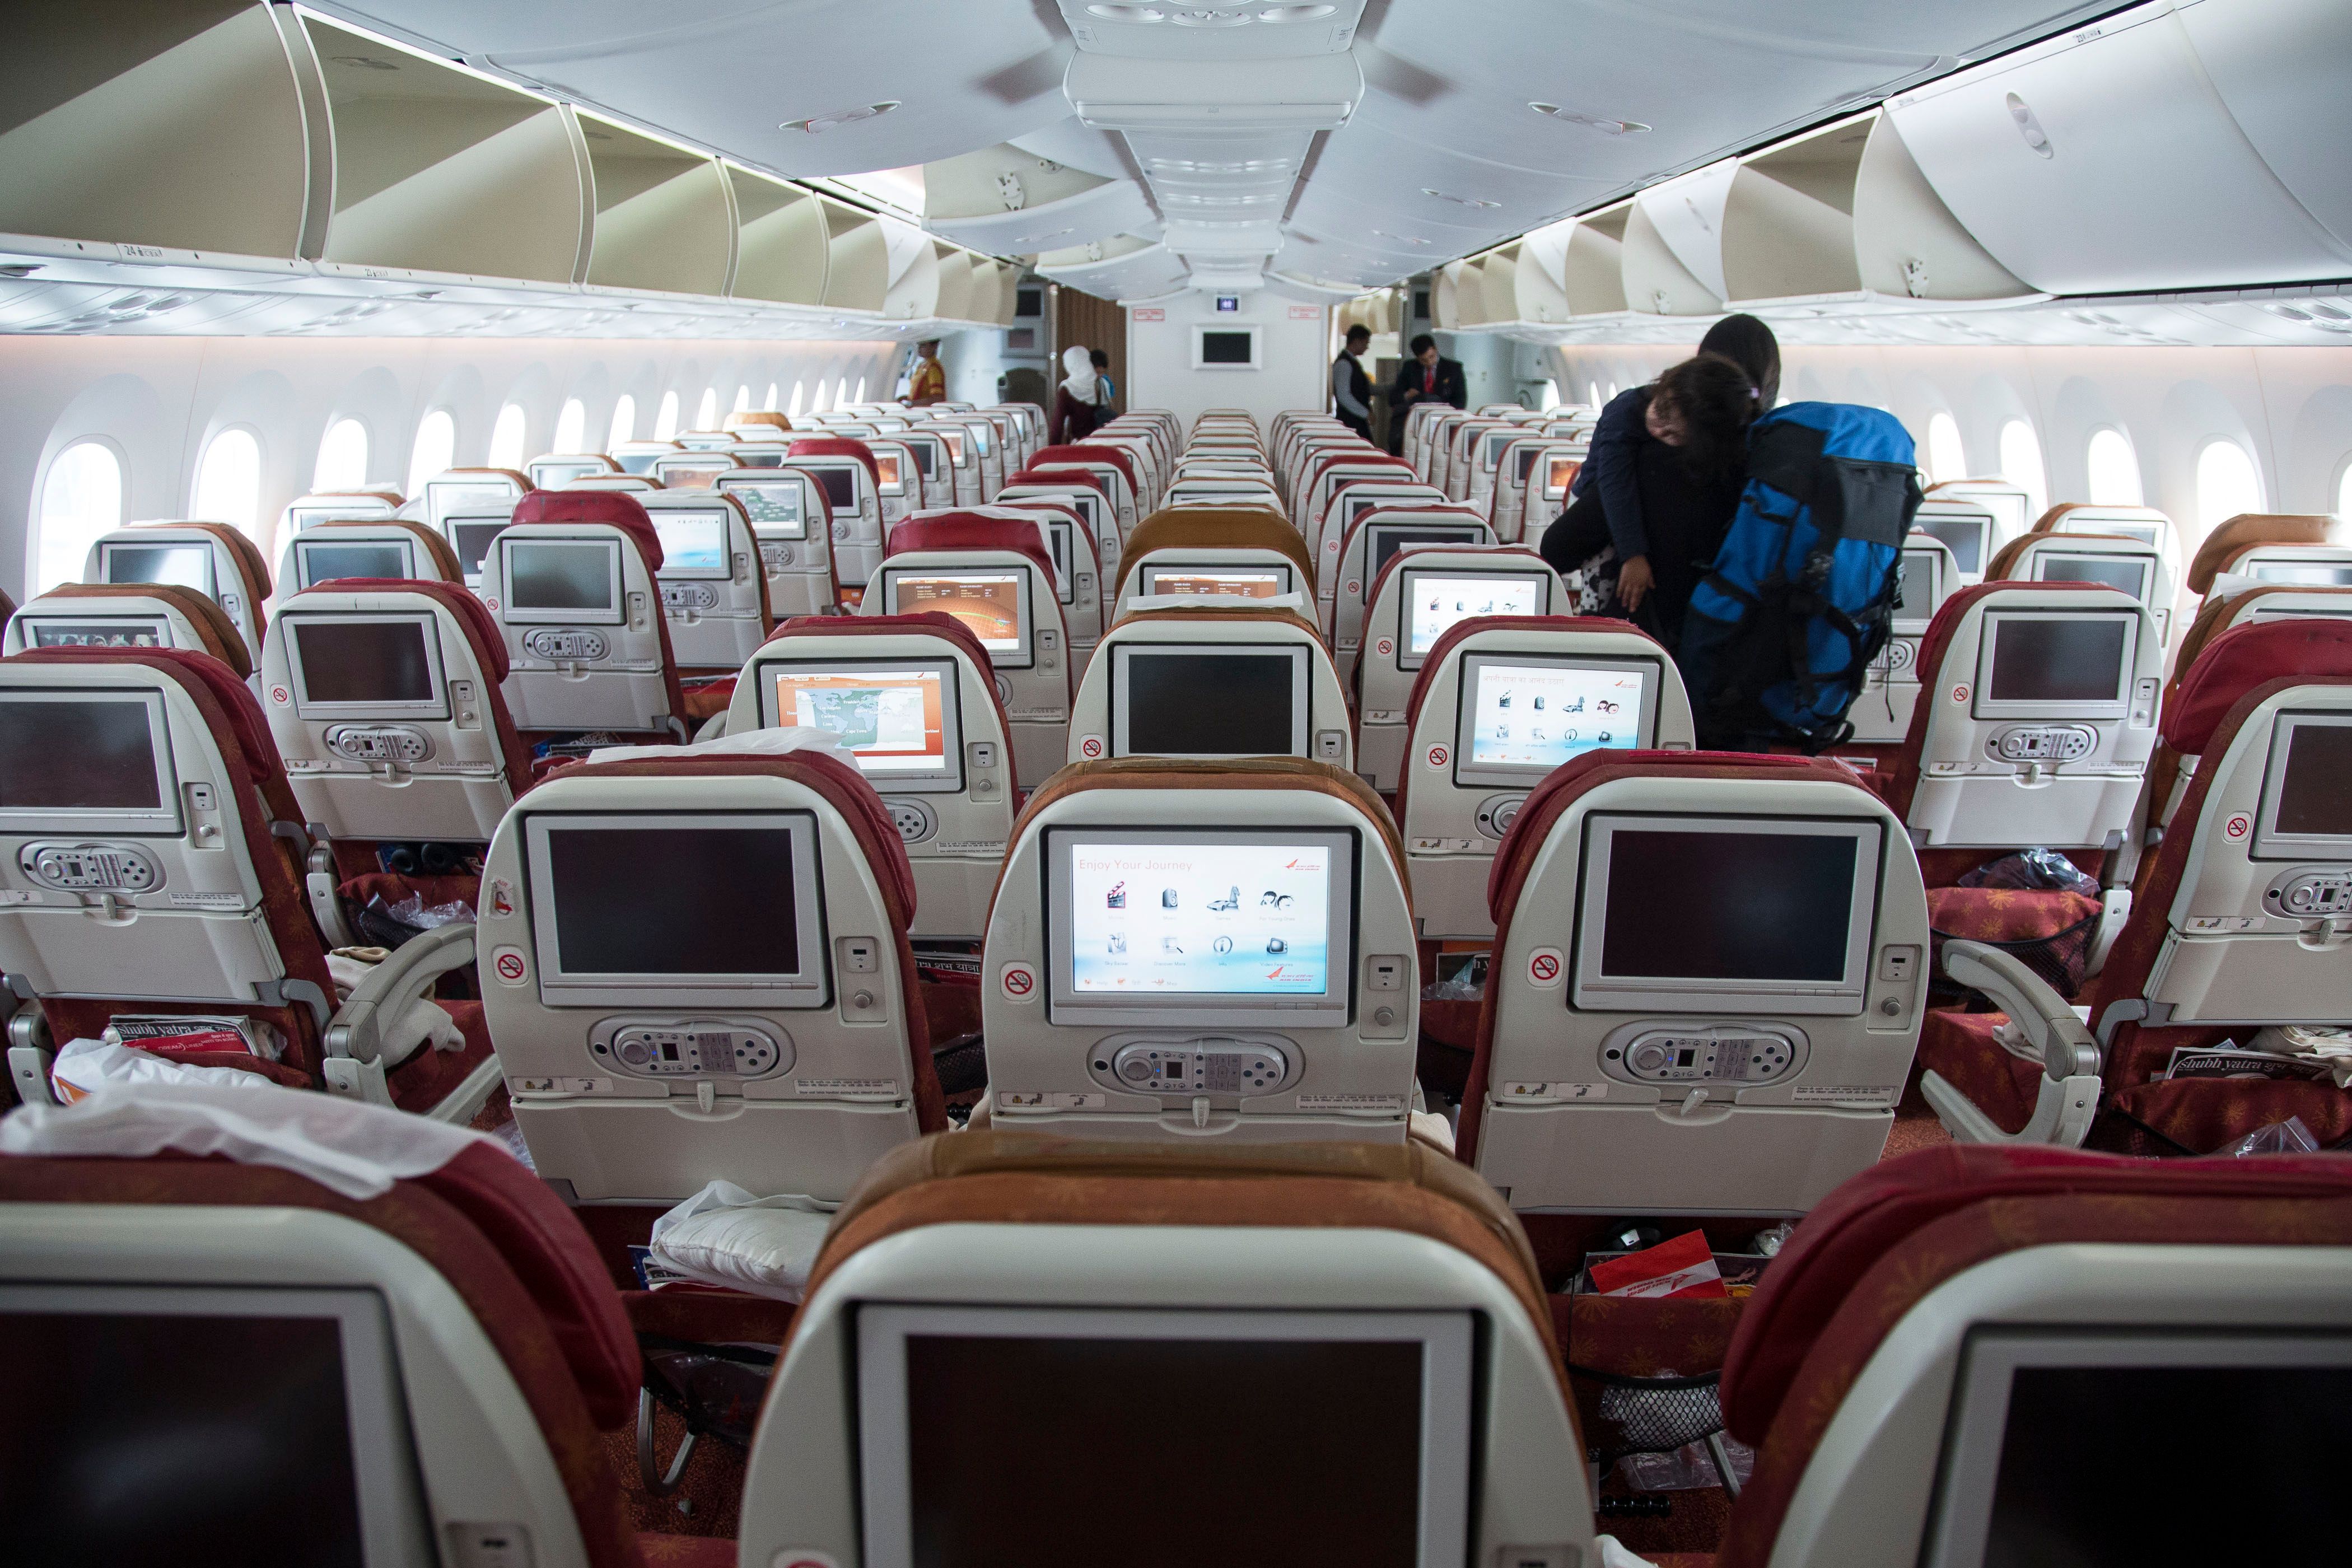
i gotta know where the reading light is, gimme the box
[782,101,900,134]
[1421,188,1499,209]
[1086,3,1167,16]
[1528,103,1650,134]
[1258,3,1340,17]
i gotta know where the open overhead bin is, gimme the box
[923,143,1156,255]
[728,167,829,307]
[1623,163,1734,318]
[578,115,734,297]
[819,200,888,313]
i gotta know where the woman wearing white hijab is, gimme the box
[1050,343,1102,444]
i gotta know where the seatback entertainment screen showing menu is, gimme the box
[1066,841,1332,998]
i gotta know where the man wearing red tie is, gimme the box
[1388,333,1466,454]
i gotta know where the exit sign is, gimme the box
[1289,305,1322,320]
[1132,307,1165,322]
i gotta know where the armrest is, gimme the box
[1942,940,2099,1082]
[324,922,477,1067]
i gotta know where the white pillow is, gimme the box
[648,1181,839,1303]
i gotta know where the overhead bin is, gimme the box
[1720,110,2038,311]
[0,2,328,260]
[1884,0,2352,294]
[580,116,733,297]
[819,202,888,312]
[1624,163,1733,317]
[923,143,1156,254]
[727,167,829,307]
[1035,235,1189,302]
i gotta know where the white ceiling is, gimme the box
[315,0,2128,297]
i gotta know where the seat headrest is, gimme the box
[1488,749,1868,923]
[1032,445,1138,492]
[1117,508,1318,598]
[1985,532,2149,583]
[2187,513,2340,594]
[288,580,512,684]
[1008,467,1109,496]
[1122,601,1327,645]
[558,752,916,927]
[508,489,663,573]
[774,611,1000,682]
[2161,618,2352,755]
[8,647,294,816]
[884,516,1056,582]
[787,438,880,483]
[38,583,253,677]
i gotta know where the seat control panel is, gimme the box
[661,584,720,612]
[521,628,609,661]
[591,1018,791,1079]
[1093,1038,1291,1098]
[2267,869,2352,918]
[1991,724,2094,763]
[18,842,164,893]
[325,724,432,764]
[1601,1023,1804,1087]
[1474,792,1525,841]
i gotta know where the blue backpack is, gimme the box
[1678,403,1922,750]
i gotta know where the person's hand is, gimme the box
[1617,554,1655,612]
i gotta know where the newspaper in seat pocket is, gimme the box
[1586,1229,1729,1301]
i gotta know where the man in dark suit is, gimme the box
[1387,333,1467,454]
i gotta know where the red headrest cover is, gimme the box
[788,438,880,483]
[884,517,1056,583]
[1010,468,1109,497]
[2162,618,2352,755]
[511,489,664,573]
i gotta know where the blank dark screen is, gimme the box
[1127,654,1294,755]
[293,620,433,704]
[904,1334,1423,1568]
[0,700,160,810]
[1602,830,1858,981]
[2038,556,2146,597]
[0,1310,363,1568]
[548,826,799,975]
[1374,528,1480,576]
[2276,724,2352,837]
[1897,554,1938,618]
[815,467,857,508]
[1917,515,1985,573]
[300,543,406,585]
[1200,331,1254,365]
[451,524,503,574]
[508,543,613,610]
[1981,1362,2352,1566]
[1989,619,2128,703]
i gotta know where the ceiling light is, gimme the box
[1085,3,1166,17]
[1170,8,1254,25]
[1528,103,1650,134]
[1258,3,1339,18]
[1369,230,1430,246]
[1421,188,1499,209]
[782,101,900,134]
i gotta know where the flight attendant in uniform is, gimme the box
[1332,323,1374,441]
[906,339,947,405]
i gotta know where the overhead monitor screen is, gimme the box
[892,572,1025,656]
[1465,659,1651,773]
[1200,330,1255,366]
[769,666,949,776]
[1914,512,1989,574]
[449,521,505,578]
[1601,829,1860,983]
[544,823,802,978]
[24,620,168,651]
[296,541,407,587]
[2036,554,2150,600]
[1138,569,1288,601]
[2271,720,2352,839]
[720,479,806,537]
[291,619,435,707]
[1985,616,2130,706]
[1119,648,1301,757]
[1404,572,1547,656]
[1546,456,1578,497]
[0,697,163,812]
[2252,560,2352,586]
[1065,839,1334,998]
[813,466,858,510]
[102,543,211,595]
[1369,525,1484,578]
[874,453,904,497]
[506,540,619,613]
[652,511,730,579]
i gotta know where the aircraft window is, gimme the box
[553,398,586,454]
[1538,379,1560,411]
[1998,421,2047,523]
[655,390,680,441]
[856,376,869,403]
[1586,381,1602,409]
[764,382,779,412]
[488,403,528,470]
[407,409,455,497]
[2085,427,2143,507]
[2336,456,2352,524]
[789,380,806,417]
[734,385,752,414]
[837,377,851,408]
[1926,412,1966,486]
[193,426,263,535]
[2196,438,2264,529]
[312,417,368,493]
[607,394,636,450]
[34,439,123,594]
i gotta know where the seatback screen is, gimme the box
[1986,617,2129,704]
[1404,572,1546,655]
[2037,554,2149,599]
[545,825,800,977]
[874,453,903,496]
[652,512,730,578]
[1140,570,1286,601]
[906,440,938,478]
[2275,721,2352,838]
[0,698,161,811]
[1515,446,1542,483]
[25,620,167,651]
[721,479,806,535]
[1915,512,1987,573]
[814,466,858,509]
[449,521,505,576]
[1124,652,1295,755]
[1601,830,1858,983]
[892,573,1024,654]
[1895,550,1941,620]
[3,1309,364,1567]
[654,460,728,491]
[2252,561,2352,586]
[1066,839,1334,998]
[507,541,617,612]
[1468,661,1649,771]
[1546,456,1578,496]
[771,667,947,773]
[297,542,407,586]
[1370,526,1483,577]
[292,620,434,706]
[102,543,210,594]
[897,1331,1421,1568]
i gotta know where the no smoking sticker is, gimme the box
[1079,734,1104,759]
[269,685,290,705]
[1951,683,1970,703]
[491,948,528,985]
[1375,637,1394,657]
[1426,744,1449,769]
[999,962,1038,1002]
[2225,814,2252,841]
[1527,946,1565,988]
